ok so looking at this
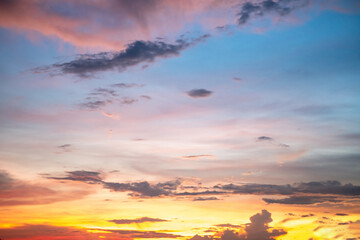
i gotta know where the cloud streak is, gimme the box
[109,217,169,224]
[35,35,209,78]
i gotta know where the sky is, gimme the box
[0,0,360,239]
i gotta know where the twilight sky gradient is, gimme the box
[0,0,360,239]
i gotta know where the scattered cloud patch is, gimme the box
[237,0,309,25]
[187,89,213,98]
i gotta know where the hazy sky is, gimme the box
[0,0,359,239]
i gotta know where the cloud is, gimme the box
[97,228,182,239]
[237,0,309,25]
[111,83,145,88]
[0,224,94,239]
[79,83,151,111]
[47,171,183,198]
[263,196,341,205]
[215,224,242,228]
[182,155,215,159]
[217,181,360,197]
[35,35,209,78]
[193,197,219,201]
[245,210,287,240]
[189,235,214,240]
[57,144,71,149]
[56,144,72,153]
[0,170,91,206]
[108,217,169,224]
[187,89,213,98]
[0,0,230,50]
[90,88,118,97]
[335,213,349,216]
[48,170,360,203]
[103,179,182,198]
[232,77,243,82]
[188,210,286,240]
[256,136,290,148]
[0,224,182,239]
[47,170,103,184]
[256,136,274,141]
[79,99,111,111]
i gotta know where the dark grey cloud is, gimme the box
[218,183,294,195]
[335,213,349,216]
[263,196,341,205]
[35,35,209,78]
[47,171,182,198]
[193,197,219,201]
[47,170,103,184]
[103,179,182,198]
[187,89,213,98]
[217,181,360,197]
[257,136,273,141]
[109,217,169,224]
[237,0,309,25]
[176,190,226,196]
